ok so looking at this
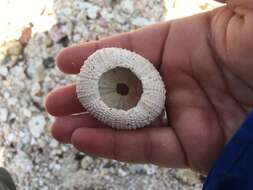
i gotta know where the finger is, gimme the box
[45,84,169,121]
[51,114,164,144]
[56,22,170,74]
[51,114,99,143]
[215,0,253,9]
[45,84,85,116]
[71,127,187,167]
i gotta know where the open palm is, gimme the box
[45,1,253,174]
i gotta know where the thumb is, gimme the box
[215,0,253,9]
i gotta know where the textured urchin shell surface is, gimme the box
[76,48,166,130]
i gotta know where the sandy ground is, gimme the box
[0,0,221,189]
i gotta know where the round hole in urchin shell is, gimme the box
[116,83,130,96]
[98,67,143,111]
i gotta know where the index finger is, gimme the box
[56,22,170,74]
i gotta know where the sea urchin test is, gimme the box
[76,48,166,130]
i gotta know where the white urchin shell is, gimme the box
[76,48,166,130]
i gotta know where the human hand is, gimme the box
[45,0,253,174]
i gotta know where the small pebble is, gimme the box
[0,52,5,63]
[131,17,153,27]
[31,82,41,96]
[49,24,68,43]
[28,115,46,138]
[49,140,58,148]
[175,169,201,185]
[121,0,134,14]
[12,151,33,172]
[129,164,147,174]
[43,57,55,69]
[0,108,8,122]
[7,98,18,106]
[57,36,69,47]
[81,156,94,169]
[5,40,23,56]
[82,2,100,19]
[0,66,8,77]
[26,60,45,81]
[19,26,32,44]
[7,133,16,142]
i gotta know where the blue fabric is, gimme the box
[203,109,253,190]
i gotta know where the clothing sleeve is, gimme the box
[203,109,253,190]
